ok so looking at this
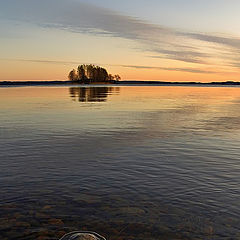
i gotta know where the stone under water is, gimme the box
[60,232,106,240]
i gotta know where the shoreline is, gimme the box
[0,80,240,87]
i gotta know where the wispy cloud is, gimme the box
[182,32,240,50]
[1,0,240,72]
[7,59,81,65]
[121,65,218,74]
[2,58,222,75]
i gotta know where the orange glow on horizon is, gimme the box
[0,58,239,83]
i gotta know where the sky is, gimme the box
[0,0,240,82]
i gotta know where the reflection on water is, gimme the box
[69,87,120,102]
[0,86,240,240]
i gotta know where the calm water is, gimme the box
[0,85,240,240]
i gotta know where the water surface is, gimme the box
[0,86,240,239]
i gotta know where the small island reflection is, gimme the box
[69,87,120,102]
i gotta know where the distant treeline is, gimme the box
[68,64,121,83]
[1,80,240,86]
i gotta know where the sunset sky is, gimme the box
[0,0,240,82]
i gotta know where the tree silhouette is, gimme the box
[108,74,114,81]
[68,64,121,83]
[68,69,78,82]
[77,65,87,82]
[114,75,121,81]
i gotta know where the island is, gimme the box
[68,64,121,84]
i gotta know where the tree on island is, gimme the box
[68,69,78,82]
[68,64,121,83]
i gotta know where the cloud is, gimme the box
[10,59,81,65]
[182,32,240,50]
[2,58,219,75]
[1,0,240,72]
[121,65,218,74]
[149,50,209,64]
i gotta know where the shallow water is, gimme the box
[0,85,240,240]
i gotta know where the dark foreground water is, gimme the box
[0,86,240,240]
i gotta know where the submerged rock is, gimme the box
[60,232,106,240]
[48,218,64,225]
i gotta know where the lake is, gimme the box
[0,85,240,240]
